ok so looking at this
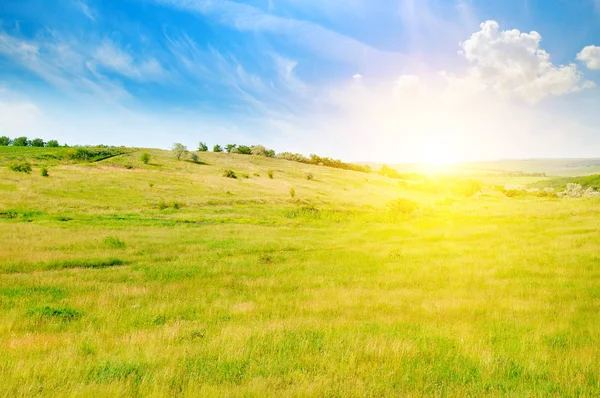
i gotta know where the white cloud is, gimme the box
[154,0,412,72]
[75,1,96,21]
[0,30,130,103]
[92,40,166,81]
[460,21,594,103]
[577,45,600,70]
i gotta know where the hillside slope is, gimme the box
[1,147,599,396]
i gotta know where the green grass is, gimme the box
[0,148,599,396]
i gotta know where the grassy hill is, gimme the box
[528,173,600,190]
[1,147,599,396]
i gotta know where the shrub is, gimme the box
[0,136,11,146]
[31,138,45,147]
[9,161,32,173]
[213,145,223,152]
[198,142,208,152]
[46,140,60,148]
[140,152,151,164]
[237,145,252,155]
[124,164,134,169]
[104,236,126,249]
[158,199,169,210]
[172,143,188,160]
[267,170,274,179]
[225,144,237,153]
[40,167,49,177]
[289,188,295,198]
[191,153,199,163]
[387,198,419,215]
[223,169,237,179]
[240,173,250,179]
[12,136,30,147]
[250,145,275,157]
[306,172,314,180]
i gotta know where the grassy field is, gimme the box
[1,148,599,396]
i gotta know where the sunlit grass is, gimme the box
[0,148,598,396]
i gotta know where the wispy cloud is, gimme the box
[0,30,129,103]
[74,0,96,21]
[153,0,414,74]
[91,39,166,82]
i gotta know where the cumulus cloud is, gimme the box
[460,21,594,103]
[577,45,600,70]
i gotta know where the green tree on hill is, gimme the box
[172,143,188,160]
[237,145,251,155]
[12,136,30,147]
[198,142,208,152]
[0,136,11,146]
[140,152,151,164]
[46,140,60,147]
[225,144,237,153]
[31,138,45,147]
[213,145,223,152]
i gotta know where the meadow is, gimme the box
[0,147,599,396]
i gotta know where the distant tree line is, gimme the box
[0,136,63,148]
[179,141,371,173]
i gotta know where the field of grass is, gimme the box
[1,148,599,396]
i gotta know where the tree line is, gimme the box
[180,142,371,173]
[0,136,63,148]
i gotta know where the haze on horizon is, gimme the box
[1,0,600,164]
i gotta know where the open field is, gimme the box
[1,148,599,396]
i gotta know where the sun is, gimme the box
[418,145,459,168]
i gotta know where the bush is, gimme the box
[223,169,237,179]
[237,145,252,155]
[250,145,275,157]
[0,136,11,146]
[31,138,45,147]
[172,143,188,160]
[198,142,208,152]
[12,136,30,147]
[240,173,250,179]
[191,153,199,163]
[213,145,223,152]
[225,144,237,153]
[267,170,274,179]
[40,167,49,177]
[306,172,314,180]
[9,161,32,173]
[158,199,169,210]
[289,188,295,198]
[140,152,151,164]
[387,198,419,215]
[124,164,134,169]
[46,140,60,148]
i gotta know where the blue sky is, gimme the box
[1,0,600,162]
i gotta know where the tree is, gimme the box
[237,145,251,155]
[0,136,11,146]
[31,138,45,147]
[213,144,223,153]
[198,142,208,152]
[172,143,188,160]
[46,140,60,147]
[191,153,199,163]
[225,144,237,153]
[140,152,151,164]
[12,136,30,147]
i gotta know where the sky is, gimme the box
[1,0,600,163]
